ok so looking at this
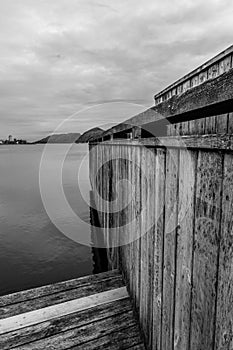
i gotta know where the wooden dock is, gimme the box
[0,270,145,350]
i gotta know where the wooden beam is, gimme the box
[91,134,233,151]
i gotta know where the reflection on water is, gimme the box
[0,144,108,296]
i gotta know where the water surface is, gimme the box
[0,144,103,296]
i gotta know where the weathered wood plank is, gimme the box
[162,149,179,350]
[152,148,166,350]
[190,151,222,350]
[133,146,142,311]
[216,113,228,134]
[0,270,120,307]
[139,146,149,337]
[174,150,196,350]
[69,326,145,350]
[0,298,132,349]
[214,153,233,350]
[147,147,157,349]
[0,276,124,319]
[0,287,128,334]
[228,112,233,134]
[205,115,216,134]
[14,311,138,350]
[96,134,233,151]
[188,117,206,135]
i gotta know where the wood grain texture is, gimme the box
[139,146,149,338]
[0,298,132,349]
[0,275,124,319]
[134,146,142,311]
[174,150,196,350]
[228,112,233,134]
[14,311,138,350]
[152,148,166,350]
[215,153,233,350]
[0,287,128,334]
[205,115,216,134]
[216,113,228,134]
[190,151,222,350]
[162,149,179,350]
[69,326,145,350]
[90,138,232,350]
[0,270,120,307]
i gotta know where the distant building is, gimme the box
[8,135,13,143]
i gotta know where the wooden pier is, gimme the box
[0,270,145,349]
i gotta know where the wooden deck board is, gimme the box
[0,270,120,307]
[0,271,145,350]
[0,272,124,319]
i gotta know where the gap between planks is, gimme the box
[0,287,128,335]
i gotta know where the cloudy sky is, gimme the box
[0,0,233,140]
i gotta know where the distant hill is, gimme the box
[76,127,104,143]
[34,133,81,144]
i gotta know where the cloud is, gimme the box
[0,0,232,140]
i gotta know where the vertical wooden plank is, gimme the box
[189,118,206,135]
[152,148,166,350]
[140,146,149,338]
[146,147,156,349]
[174,150,196,350]
[180,121,189,135]
[208,64,219,79]
[129,145,135,296]
[216,114,228,134]
[134,146,142,311]
[205,116,216,134]
[190,151,222,350]
[162,149,179,350]
[124,145,131,285]
[215,153,233,350]
[228,112,233,134]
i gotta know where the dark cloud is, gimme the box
[0,0,232,140]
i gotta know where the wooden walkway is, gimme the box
[0,270,145,350]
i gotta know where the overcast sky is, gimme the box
[0,0,233,140]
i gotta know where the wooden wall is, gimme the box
[89,122,233,350]
[167,112,233,136]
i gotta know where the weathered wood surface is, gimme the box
[215,154,233,350]
[190,151,222,350]
[174,150,196,350]
[0,270,145,350]
[152,148,165,350]
[168,113,231,137]
[0,269,120,307]
[91,139,233,350]
[0,273,124,319]
[0,298,131,349]
[162,149,179,350]
[92,133,233,151]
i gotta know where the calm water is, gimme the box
[0,144,105,296]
